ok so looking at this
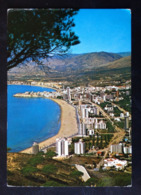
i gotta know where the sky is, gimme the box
[70,9,131,54]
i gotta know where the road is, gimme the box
[91,102,114,124]
[75,164,90,182]
[91,102,126,169]
[96,123,125,169]
[111,102,131,118]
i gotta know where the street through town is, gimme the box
[91,102,126,169]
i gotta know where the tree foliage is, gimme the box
[21,166,38,176]
[85,177,98,186]
[107,120,115,133]
[97,172,131,187]
[42,164,57,174]
[45,150,57,159]
[27,155,44,166]
[7,9,80,70]
[70,170,83,177]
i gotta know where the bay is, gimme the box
[7,85,61,152]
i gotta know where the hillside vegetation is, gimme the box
[48,52,122,72]
[8,51,122,74]
[7,152,131,187]
[7,152,84,186]
[99,56,131,69]
[8,52,131,84]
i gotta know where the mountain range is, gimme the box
[8,51,131,82]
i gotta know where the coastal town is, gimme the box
[8,80,132,184]
[6,8,132,189]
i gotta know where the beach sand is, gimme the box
[20,99,78,154]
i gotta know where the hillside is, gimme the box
[7,152,131,187]
[76,56,131,85]
[98,56,131,70]
[7,152,84,186]
[8,52,131,83]
[8,52,122,74]
[46,52,122,72]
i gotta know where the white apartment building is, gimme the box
[74,139,85,154]
[88,106,98,115]
[123,145,132,154]
[94,120,106,129]
[104,105,114,112]
[84,118,106,130]
[88,129,95,136]
[56,138,69,157]
[66,87,71,102]
[84,117,98,124]
[81,105,87,119]
[79,123,86,136]
[81,105,99,119]
[110,143,123,153]
[93,96,101,104]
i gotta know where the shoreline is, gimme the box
[20,98,78,154]
[7,82,58,91]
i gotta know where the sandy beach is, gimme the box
[20,99,78,154]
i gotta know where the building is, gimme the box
[79,123,86,136]
[84,117,106,130]
[66,87,71,102]
[74,139,85,154]
[97,151,104,157]
[104,104,114,112]
[110,143,123,153]
[120,113,124,118]
[125,112,129,131]
[123,145,132,154]
[84,117,98,125]
[32,142,39,154]
[106,94,114,101]
[81,105,99,119]
[109,113,114,117]
[81,105,87,119]
[56,138,69,157]
[88,129,95,136]
[129,128,131,138]
[104,158,127,170]
[94,120,106,129]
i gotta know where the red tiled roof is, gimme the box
[116,164,122,166]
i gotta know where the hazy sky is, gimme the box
[71,9,131,54]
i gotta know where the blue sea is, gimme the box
[7,85,61,152]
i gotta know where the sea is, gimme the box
[7,85,61,152]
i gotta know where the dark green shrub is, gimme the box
[27,155,44,166]
[85,177,98,186]
[42,164,57,174]
[45,151,57,159]
[21,166,38,176]
[70,170,83,177]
